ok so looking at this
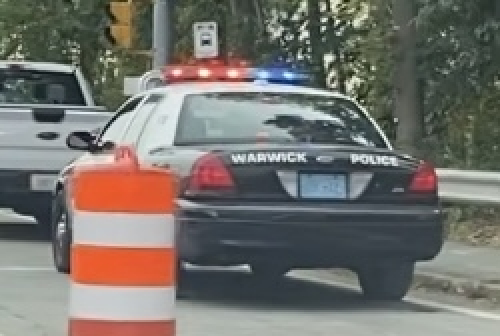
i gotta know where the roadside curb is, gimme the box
[323,268,500,304]
[413,271,500,303]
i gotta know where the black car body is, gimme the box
[50,82,444,301]
[175,144,442,266]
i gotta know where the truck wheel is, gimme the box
[357,261,415,301]
[51,193,71,274]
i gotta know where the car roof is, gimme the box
[145,82,355,100]
[0,61,76,74]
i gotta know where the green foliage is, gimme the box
[0,0,124,108]
[1,0,500,171]
[261,0,368,89]
[1,0,499,241]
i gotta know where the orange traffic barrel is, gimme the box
[68,146,176,336]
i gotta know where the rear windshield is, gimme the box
[0,68,85,105]
[175,92,388,148]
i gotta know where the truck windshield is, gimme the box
[175,92,388,148]
[0,68,85,105]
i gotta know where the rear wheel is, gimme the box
[51,192,71,274]
[356,261,415,301]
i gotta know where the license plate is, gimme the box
[299,173,347,199]
[30,174,57,191]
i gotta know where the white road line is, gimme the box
[293,273,500,322]
[450,249,472,256]
[3,263,499,322]
[0,266,54,272]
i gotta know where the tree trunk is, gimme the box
[225,0,265,60]
[307,0,327,88]
[392,0,423,156]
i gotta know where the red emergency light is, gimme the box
[163,64,252,83]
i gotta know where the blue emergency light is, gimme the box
[252,67,310,84]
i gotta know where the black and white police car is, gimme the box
[50,61,444,301]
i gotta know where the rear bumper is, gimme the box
[0,169,57,213]
[176,200,445,267]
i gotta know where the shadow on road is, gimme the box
[178,268,439,313]
[0,226,442,314]
[0,224,45,242]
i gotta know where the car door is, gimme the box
[82,93,167,166]
[134,93,183,161]
[77,95,146,165]
[57,95,147,206]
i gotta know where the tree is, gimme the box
[392,0,422,156]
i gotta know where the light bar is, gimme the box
[162,63,311,85]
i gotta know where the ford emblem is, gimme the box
[316,155,334,163]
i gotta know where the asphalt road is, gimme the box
[1,219,500,335]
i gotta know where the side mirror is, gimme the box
[66,131,95,151]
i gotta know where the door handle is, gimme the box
[37,131,60,140]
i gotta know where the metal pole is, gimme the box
[152,0,172,69]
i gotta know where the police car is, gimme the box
[50,61,444,301]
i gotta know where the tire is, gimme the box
[51,192,71,274]
[357,261,415,301]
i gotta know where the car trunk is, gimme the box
[183,144,437,205]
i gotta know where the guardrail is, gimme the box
[437,169,500,205]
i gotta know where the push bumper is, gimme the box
[176,200,445,268]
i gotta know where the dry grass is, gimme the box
[445,207,500,248]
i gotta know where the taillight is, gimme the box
[410,161,437,193]
[187,154,234,192]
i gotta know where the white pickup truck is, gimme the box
[0,61,111,236]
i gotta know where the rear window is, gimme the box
[0,68,85,105]
[175,92,388,148]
